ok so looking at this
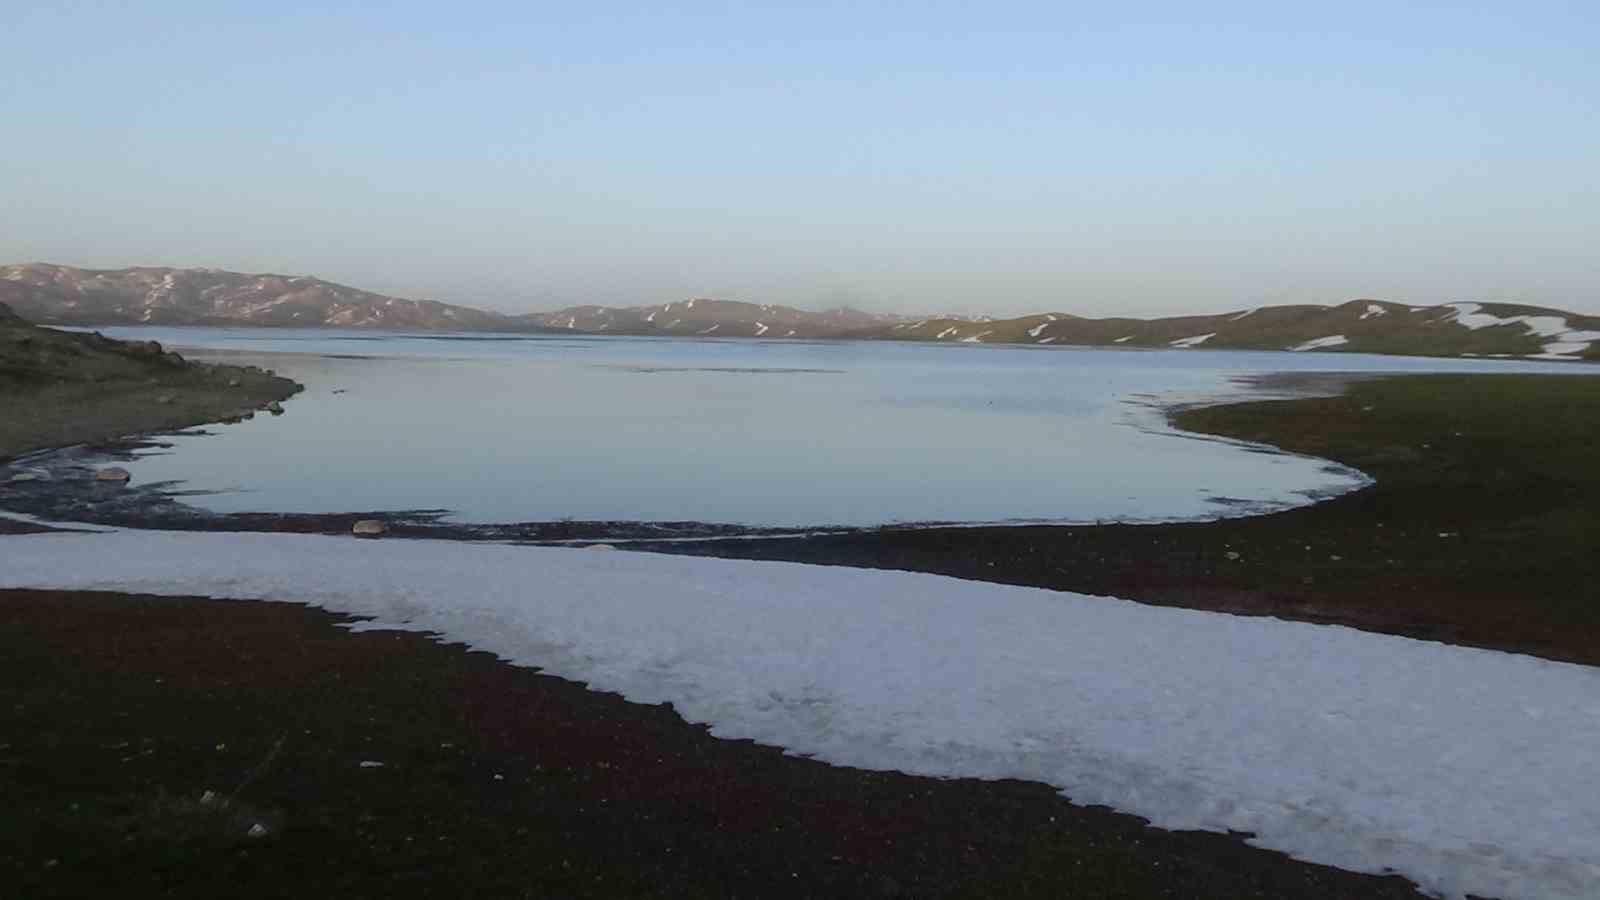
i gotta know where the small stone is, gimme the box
[246,823,268,838]
[94,467,131,483]
[352,520,388,536]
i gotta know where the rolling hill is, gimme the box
[5,263,1597,361]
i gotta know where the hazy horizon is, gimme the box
[6,3,1597,317]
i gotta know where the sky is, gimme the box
[4,2,1598,318]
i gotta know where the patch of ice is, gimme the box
[1168,333,1216,348]
[4,530,1600,900]
[1288,335,1349,352]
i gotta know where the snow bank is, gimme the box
[1168,333,1215,348]
[4,530,1599,899]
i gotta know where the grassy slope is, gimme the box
[0,304,301,461]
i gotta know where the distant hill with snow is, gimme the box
[5,263,1597,361]
[858,300,1600,361]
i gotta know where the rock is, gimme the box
[246,823,268,838]
[265,400,284,415]
[352,519,387,536]
[94,467,131,483]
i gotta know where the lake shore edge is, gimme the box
[6,361,1597,897]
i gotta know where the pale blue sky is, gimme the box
[5,2,1597,316]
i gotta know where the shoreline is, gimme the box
[5,361,1599,896]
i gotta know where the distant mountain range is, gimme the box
[4,263,1597,361]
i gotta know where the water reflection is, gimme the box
[83,328,1590,527]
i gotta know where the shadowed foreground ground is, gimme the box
[0,589,1424,899]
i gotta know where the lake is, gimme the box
[76,327,1591,528]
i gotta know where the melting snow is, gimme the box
[754,322,769,336]
[936,327,958,340]
[1168,333,1216,348]
[1113,335,1135,343]
[1288,334,1349,352]
[1360,304,1388,320]
[1027,321,1052,338]
[960,331,993,343]
[3,529,1598,900]
[1230,308,1257,321]
[1445,304,1600,358]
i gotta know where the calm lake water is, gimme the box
[80,327,1591,528]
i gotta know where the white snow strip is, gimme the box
[1168,333,1216,348]
[935,327,958,340]
[785,329,796,337]
[1037,336,1058,344]
[1446,303,1600,349]
[754,322,769,336]
[1529,341,1594,360]
[1230,308,1257,321]
[3,530,1598,899]
[686,299,696,309]
[1113,335,1135,343]
[565,317,576,329]
[1360,304,1388,320]
[1288,334,1350,352]
[1027,321,1051,338]
[959,330,993,344]
[644,311,656,323]
[698,324,719,335]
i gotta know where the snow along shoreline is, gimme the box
[3,528,1597,899]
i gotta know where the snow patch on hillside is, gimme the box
[1446,304,1600,359]
[3,529,1599,900]
[1288,335,1349,352]
[1169,333,1215,348]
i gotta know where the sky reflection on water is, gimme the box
[90,328,1590,527]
